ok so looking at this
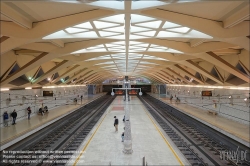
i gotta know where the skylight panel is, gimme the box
[140,61,158,65]
[106,44,124,47]
[110,41,126,45]
[99,14,125,23]
[134,31,156,37]
[108,49,125,52]
[88,1,124,10]
[99,31,122,37]
[128,57,141,59]
[151,46,168,49]
[103,26,125,33]
[100,65,117,68]
[157,31,212,39]
[131,1,166,10]
[147,48,168,52]
[129,48,147,52]
[93,21,120,29]
[85,56,111,61]
[114,60,126,63]
[43,30,98,40]
[131,14,156,23]
[163,21,181,29]
[130,35,148,39]
[73,48,107,54]
[95,61,114,65]
[128,60,139,63]
[106,35,126,39]
[86,45,105,50]
[167,27,190,33]
[65,28,88,34]
[130,26,151,33]
[134,21,162,29]
[130,44,149,47]
[73,22,93,29]
[166,49,183,54]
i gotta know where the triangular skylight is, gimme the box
[135,21,162,29]
[93,21,120,29]
[71,48,107,54]
[99,14,125,23]
[99,31,122,37]
[131,1,166,10]
[134,31,156,37]
[73,22,93,29]
[130,26,152,33]
[163,22,181,29]
[131,14,156,23]
[44,31,99,39]
[65,28,88,34]
[167,27,190,33]
[106,35,126,39]
[157,30,212,38]
[103,26,125,33]
[88,1,124,10]
[140,61,158,65]
[95,61,114,65]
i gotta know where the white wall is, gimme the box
[0,86,88,127]
[164,85,249,125]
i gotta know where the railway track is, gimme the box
[1,94,115,166]
[139,94,250,166]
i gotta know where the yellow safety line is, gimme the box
[73,114,107,166]
[143,108,184,166]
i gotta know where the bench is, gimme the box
[208,110,218,115]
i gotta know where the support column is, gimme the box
[123,99,133,154]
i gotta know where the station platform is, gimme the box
[0,93,105,150]
[71,96,189,165]
[148,93,249,147]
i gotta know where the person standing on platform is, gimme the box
[27,106,32,120]
[114,116,119,132]
[3,111,9,127]
[11,110,17,125]
[81,95,83,104]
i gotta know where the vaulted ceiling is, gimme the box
[0,0,249,88]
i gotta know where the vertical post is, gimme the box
[123,103,133,154]
[142,156,146,166]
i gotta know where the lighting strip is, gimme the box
[42,85,86,89]
[167,84,249,90]
[0,88,9,91]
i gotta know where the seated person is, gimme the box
[74,98,77,105]
[39,108,44,116]
[44,106,48,112]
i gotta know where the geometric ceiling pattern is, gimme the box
[0,0,249,88]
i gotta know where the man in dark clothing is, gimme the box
[11,110,17,125]
[27,107,31,120]
[80,95,83,104]
[114,116,119,132]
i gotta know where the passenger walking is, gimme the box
[3,111,9,127]
[81,95,83,104]
[11,110,17,125]
[27,107,32,120]
[114,116,119,132]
